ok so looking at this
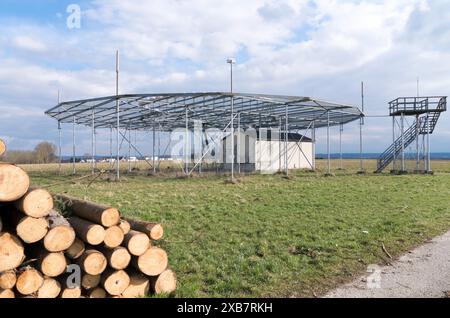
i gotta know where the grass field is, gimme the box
[23,159,450,297]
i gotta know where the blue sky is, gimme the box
[0,0,449,156]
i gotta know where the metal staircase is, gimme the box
[375,96,447,173]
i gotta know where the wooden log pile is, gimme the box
[0,144,176,298]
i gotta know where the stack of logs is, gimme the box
[0,141,176,298]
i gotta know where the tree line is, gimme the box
[1,141,58,164]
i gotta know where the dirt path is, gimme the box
[324,230,450,298]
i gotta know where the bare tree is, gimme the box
[34,142,57,164]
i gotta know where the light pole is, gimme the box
[227,58,236,180]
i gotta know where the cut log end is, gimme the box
[0,232,25,272]
[118,220,131,235]
[60,287,82,298]
[0,139,6,156]
[69,217,105,246]
[88,287,107,298]
[44,225,76,252]
[78,250,107,276]
[16,216,49,244]
[81,274,101,290]
[150,224,164,241]
[102,208,121,228]
[66,238,86,260]
[16,268,44,296]
[104,225,125,249]
[102,270,130,296]
[152,269,177,295]
[0,164,30,202]
[39,252,67,278]
[135,247,168,276]
[0,270,17,290]
[0,289,15,298]
[37,278,61,298]
[121,274,149,298]
[124,230,151,256]
[15,188,54,218]
[104,246,131,270]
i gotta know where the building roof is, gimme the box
[45,92,363,131]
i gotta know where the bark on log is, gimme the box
[0,288,14,298]
[121,273,149,298]
[151,269,177,295]
[125,218,164,241]
[0,163,30,202]
[101,269,130,296]
[88,287,107,298]
[104,225,124,249]
[66,238,85,260]
[0,232,25,272]
[37,278,61,298]
[0,270,16,290]
[132,247,168,277]
[55,194,120,227]
[44,210,76,252]
[98,246,131,270]
[16,267,44,296]
[3,209,49,244]
[77,249,107,276]
[123,230,150,256]
[68,217,105,246]
[14,188,53,218]
[118,220,131,235]
[81,274,101,290]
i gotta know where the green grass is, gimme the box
[25,160,450,297]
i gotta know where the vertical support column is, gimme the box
[312,121,316,171]
[238,113,241,175]
[128,127,131,173]
[231,98,235,179]
[91,109,95,174]
[110,125,113,161]
[426,114,431,173]
[279,117,282,172]
[153,125,156,174]
[284,104,289,176]
[116,50,120,181]
[401,112,405,172]
[158,125,161,172]
[416,114,420,171]
[339,123,343,170]
[327,111,331,175]
[392,116,396,171]
[58,121,62,175]
[359,81,365,173]
[72,116,76,175]
[185,106,189,175]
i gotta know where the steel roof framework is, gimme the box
[45,92,363,131]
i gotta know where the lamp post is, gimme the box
[227,58,236,180]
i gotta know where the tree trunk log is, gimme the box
[121,273,149,298]
[0,270,16,290]
[44,210,76,252]
[132,247,168,276]
[66,238,85,260]
[0,289,14,298]
[125,218,164,241]
[101,269,130,296]
[68,217,105,246]
[55,194,120,227]
[26,246,67,278]
[37,278,61,298]
[3,209,48,244]
[81,274,101,290]
[118,220,131,235]
[0,232,25,272]
[104,225,124,248]
[123,230,150,256]
[0,163,30,202]
[14,188,53,218]
[151,269,177,295]
[16,267,44,296]
[88,287,107,298]
[98,246,131,270]
[0,139,6,157]
[77,249,107,276]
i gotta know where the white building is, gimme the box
[221,130,314,173]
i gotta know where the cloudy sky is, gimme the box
[0,0,449,155]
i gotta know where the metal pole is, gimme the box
[401,112,405,172]
[72,116,76,175]
[312,121,316,170]
[359,81,364,172]
[153,125,156,174]
[340,125,343,169]
[91,109,95,174]
[416,114,420,171]
[393,116,396,171]
[327,111,331,175]
[185,106,189,175]
[285,104,289,176]
[116,50,120,180]
[238,113,241,175]
[427,115,431,172]
[128,127,131,173]
[158,125,161,172]
[279,117,282,172]
[230,63,234,180]
[110,125,113,161]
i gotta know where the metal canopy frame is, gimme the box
[45,92,363,131]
